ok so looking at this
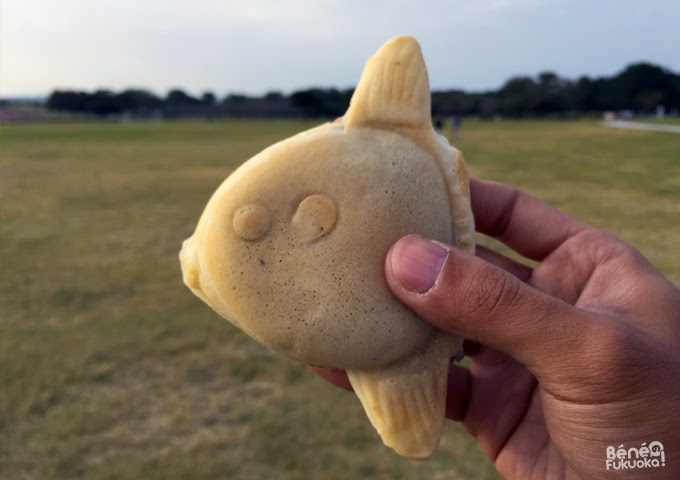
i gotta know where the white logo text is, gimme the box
[605,441,665,471]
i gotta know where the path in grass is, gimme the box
[601,120,680,133]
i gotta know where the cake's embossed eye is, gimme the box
[233,204,271,240]
[292,194,336,241]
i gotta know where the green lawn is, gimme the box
[1,118,678,479]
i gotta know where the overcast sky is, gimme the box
[2,0,679,98]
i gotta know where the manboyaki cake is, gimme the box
[179,35,475,460]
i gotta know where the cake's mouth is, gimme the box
[179,236,208,303]
[180,234,244,330]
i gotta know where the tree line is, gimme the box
[45,62,680,119]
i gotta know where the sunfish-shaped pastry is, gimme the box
[179,35,475,460]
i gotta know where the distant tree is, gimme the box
[264,91,284,101]
[290,90,320,116]
[588,63,680,112]
[497,76,538,116]
[84,90,120,116]
[39,60,680,119]
[116,89,162,113]
[616,63,677,111]
[432,89,487,116]
[534,72,573,114]
[290,88,350,117]
[165,89,199,107]
[200,91,216,106]
[163,89,200,117]
[223,93,250,103]
[573,76,596,112]
[47,90,89,112]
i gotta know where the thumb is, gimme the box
[385,235,595,377]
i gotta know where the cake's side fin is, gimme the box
[429,134,476,254]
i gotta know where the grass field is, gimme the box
[1,118,679,479]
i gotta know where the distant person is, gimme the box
[433,118,443,132]
[450,114,460,132]
[314,179,680,479]
[449,114,461,141]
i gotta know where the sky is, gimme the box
[2,0,680,98]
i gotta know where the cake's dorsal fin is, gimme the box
[345,36,431,131]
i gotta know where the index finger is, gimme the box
[470,179,587,261]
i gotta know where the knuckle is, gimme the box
[462,264,521,319]
[579,228,643,268]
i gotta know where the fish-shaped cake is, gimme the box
[179,35,475,460]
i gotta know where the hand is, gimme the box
[314,179,680,479]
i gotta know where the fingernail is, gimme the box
[390,235,448,293]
